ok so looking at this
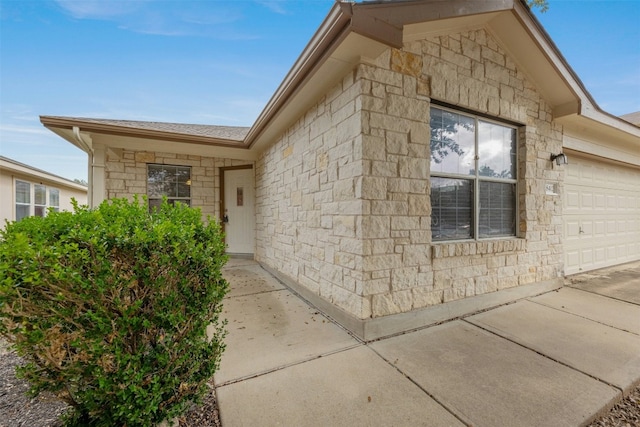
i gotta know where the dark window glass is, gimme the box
[478,182,516,238]
[147,164,191,211]
[431,178,474,241]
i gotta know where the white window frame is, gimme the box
[14,179,60,221]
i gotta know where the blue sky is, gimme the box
[1,0,639,181]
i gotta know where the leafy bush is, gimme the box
[0,198,228,426]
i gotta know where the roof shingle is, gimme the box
[43,116,250,142]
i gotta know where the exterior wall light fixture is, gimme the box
[550,153,568,165]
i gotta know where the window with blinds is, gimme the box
[430,106,518,241]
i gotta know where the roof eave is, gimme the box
[40,115,248,149]
[244,2,354,147]
[0,156,88,191]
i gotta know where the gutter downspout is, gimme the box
[73,126,94,207]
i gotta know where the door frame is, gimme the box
[220,164,254,252]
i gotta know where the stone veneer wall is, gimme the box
[255,72,370,317]
[257,28,564,320]
[105,149,250,221]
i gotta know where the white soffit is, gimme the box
[50,127,258,162]
[250,32,388,152]
[403,13,499,41]
[488,11,579,112]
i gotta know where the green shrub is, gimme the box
[0,198,228,426]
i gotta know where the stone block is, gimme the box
[412,288,443,309]
[443,287,466,302]
[399,158,428,179]
[371,238,395,255]
[134,152,155,163]
[408,194,429,215]
[392,267,419,290]
[390,49,422,77]
[333,215,356,237]
[361,278,392,296]
[371,290,413,317]
[356,176,387,200]
[390,216,420,231]
[360,215,390,239]
[363,254,402,271]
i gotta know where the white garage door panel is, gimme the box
[564,156,640,275]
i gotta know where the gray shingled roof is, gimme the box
[620,112,640,127]
[45,116,250,142]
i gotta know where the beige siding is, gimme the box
[0,164,87,223]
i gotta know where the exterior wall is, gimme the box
[362,29,565,317]
[258,28,565,320]
[0,164,87,223]
[104,149,250,221]
[255,72,370,317]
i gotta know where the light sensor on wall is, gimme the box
[550,153,568,166]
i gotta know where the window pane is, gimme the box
[431,177,473,241]
[49,189,60,207]
[35,184,46,205]
[479,182,516,238]
[478,121,516,179]
[148,181,171,197]
[16,181,30,203]
[147,164,191,206]
[148,198,163,212]
[16,205,30,221]
[34,205,46,217]
[430,108,475,175]
[176,167,191,183]
[147,165,165,183]
[177,183,190,198]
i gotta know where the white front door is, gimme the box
[223,168,255,254]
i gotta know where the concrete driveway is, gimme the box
[214,259,640,427]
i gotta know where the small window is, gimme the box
[147,164,191,211]
[34,184,47,217]
[49,189,60,212]
[15,180,31,221]
[430,106,517,241]
[14,181,60,221]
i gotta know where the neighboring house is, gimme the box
[41,0,640,340]
[0,156,88,224]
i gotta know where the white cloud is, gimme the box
[0,124,51,137]
[54,0,144,19]
[255,1,290,15]
[53,0,258,39]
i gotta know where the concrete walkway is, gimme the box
[214,259,640,427]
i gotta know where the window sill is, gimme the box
[431,238,525,258]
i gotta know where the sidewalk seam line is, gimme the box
[461,318,624,394]
[224,288,284,300]
[367,345,472,427]
[566,285,640,307]
[527,298,640,336]
[215,343,364,388]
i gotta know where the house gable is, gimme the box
[254,21,566,322]
[38,1,640,339]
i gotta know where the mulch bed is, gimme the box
[0,339,220,427]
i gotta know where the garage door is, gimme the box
[564,155,640,275]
